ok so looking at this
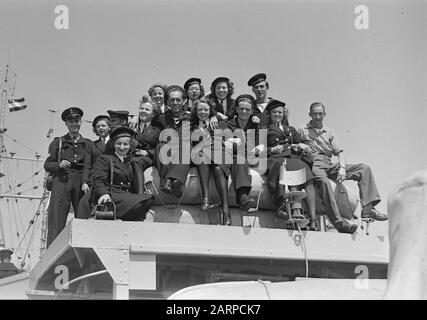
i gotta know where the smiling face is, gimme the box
[236,100,253,121]
[187,83,201,100]
[65,117,82,135]
[270,107,284,124]
[114,137,131,157]
[150,86,165,107]
[215,82,228,100]
[252,80,268,101]
[167,91,184,115]
[95,119,110,138]
[196,102,210,122]
[139,102,155,123]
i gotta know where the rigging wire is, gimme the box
[19,191,48,269]
[5,199,15,249]
[2,167,44,194]
[4,133,41,155]
[14,192,45,257]
[4,158,29,254]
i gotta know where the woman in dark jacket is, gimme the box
[205,77,236,120]
[265,100,317,230]
[190,99,233,225]
[92,126,154,221]
[130,100,161,194]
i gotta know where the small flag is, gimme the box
[8,98,27,112]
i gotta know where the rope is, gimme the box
[53,270,108,300]
[4,133,41,154]
[2,167,44,194]
[257,279,272,300]
[296,223,309,278]
[14,192,45,257]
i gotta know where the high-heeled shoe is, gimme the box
[200,196,217,211]
[223,209,232,226]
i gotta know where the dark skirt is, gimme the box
[77,187,153,219]
[111,187,153,219]
[130,155,154,171]
[191,141,233,178]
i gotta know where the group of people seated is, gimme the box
[43,73,388,247]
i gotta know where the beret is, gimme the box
[235,94,256,107]
[184,78,201,92]
[92,115,110,128]
[165,85,186,99]
[211,77,229,89]
[266,99,286,113]
[247,73,266,87]
[109,126,135,141]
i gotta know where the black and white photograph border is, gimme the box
[0,0,426,303]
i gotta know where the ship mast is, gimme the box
[0,63,16,247]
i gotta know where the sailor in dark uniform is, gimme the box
[206,77,236,120]
[157,85,192,198]
[247,73,282,127]
[183,77,205,112]
[44,107,91,247]
[226,95,260,211]
[92,126,154,220]
[265,100,317,230]
[104,110,130,155]
[130,100,161,194]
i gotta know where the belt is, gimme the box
[111,183,131,191]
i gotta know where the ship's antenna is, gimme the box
[47,109,57,139]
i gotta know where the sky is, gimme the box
[0,0,426,266]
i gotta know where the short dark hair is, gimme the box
[210,79,234,99]
[309,102,325,113]
[186,83,205,99]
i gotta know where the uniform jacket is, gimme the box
[44,133,91,181]
[158,109,191,131]
[82,137,107,186]
[267,123,301,158]
[206,94,236,120]
[92,154,133,200]
[132,123,160,160]
[227,116,260,151]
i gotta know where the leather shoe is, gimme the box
[160,178,173,195]
[361,206,388,221]
[240,198,257,210]
[276,204,289,220]
[171,179,183,198]
[308,219,319,231]
[291,208,305,220]
[335,220,358,234]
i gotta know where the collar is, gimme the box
[140,121,151,129]
[114,151,125,162]
[306,121,328,133]
[68,133,81,141]
[198,119,209,128]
